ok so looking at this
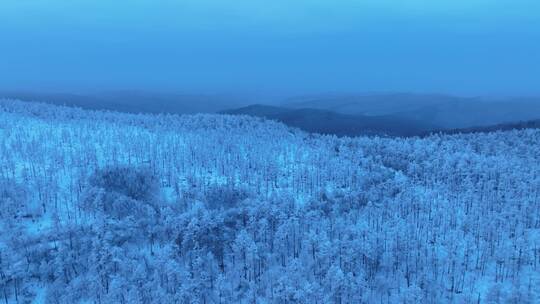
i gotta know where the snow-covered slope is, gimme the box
[1,99,539,303]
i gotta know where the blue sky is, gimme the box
[1,0,539,96]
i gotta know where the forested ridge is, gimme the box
[1,99,539,303]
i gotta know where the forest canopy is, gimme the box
[0,99,539,303]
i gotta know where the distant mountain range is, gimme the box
[222,104,434,137]
[2,91,540,137]
[0,90,248,114]
[282,93,540,130]
[223,93,540,137]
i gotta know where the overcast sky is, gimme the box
[1,0,539,96]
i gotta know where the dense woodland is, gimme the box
[1,99,539,303]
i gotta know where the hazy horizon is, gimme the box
[1,0,539,96]
[2,89,539,106]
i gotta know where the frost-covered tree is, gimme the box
[1,99,540,303]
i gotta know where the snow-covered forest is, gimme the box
[1,99,539,303]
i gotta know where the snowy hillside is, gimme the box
[1,99,540,303]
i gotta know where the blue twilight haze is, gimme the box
[2,2,540,304]
[1,0,539,95]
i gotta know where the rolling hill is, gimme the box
[430,118,540,136]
